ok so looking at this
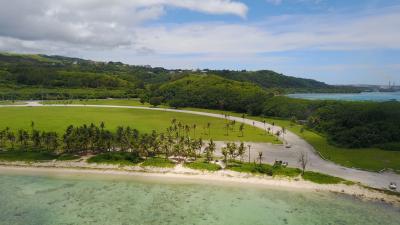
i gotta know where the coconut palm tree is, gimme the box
[257,152,263,165]
[205,139,216,162]
[239,123,245,137]
[238,142,245,162]
[225,123,230,136]
[227,142,237,161]
[221,147,228,165]
[192,124,197,138]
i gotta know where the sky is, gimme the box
[0,0,399,85]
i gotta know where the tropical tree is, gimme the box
[257,152,263,165]
[238,142,245,162]
[298,152,309,175]
[221,147,228,165]
[7,131,16,149]
[239,123,245,137]
[205,139,216,162]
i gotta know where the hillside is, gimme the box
[0,52,356,100]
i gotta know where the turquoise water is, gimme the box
[0,172,399,225]
[287,92,400,102]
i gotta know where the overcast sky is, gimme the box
[0,0,399,85]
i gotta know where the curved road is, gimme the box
[1,101,399,191]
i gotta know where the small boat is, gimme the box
[389,182,397,190]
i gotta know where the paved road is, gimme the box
[1,101,399,191]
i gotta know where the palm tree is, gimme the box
[0,129,6,148]
[30,121,35,134]
[7,131,16,149]
[227,142,237,161]
[238,142,245,162]
[239,123,245,137]
[221,147,228,165]
[205,139,216,162]
[31,130,41,148]
[225,123,230,136]
[192,124,197,138]
[257,152,263,165]
[247,144,251,163]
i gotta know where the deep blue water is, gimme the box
[287,92,400,102]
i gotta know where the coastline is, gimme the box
[1,161,399,208]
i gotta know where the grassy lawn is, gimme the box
[227,161,302,178]
[0,101,26,105]
[302,171,347,184]
[141,157,176,168]
[41,99,154,107]
[87,152,143,165]
[0,107,279,143]
[184,159,222,171]
[0,151,78,162]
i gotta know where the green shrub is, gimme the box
[0,151,58,162]
[302,171,346,184]
[141,157,175,168]
[87,152,142,165]
[185,160,221,171]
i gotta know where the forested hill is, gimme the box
[0,52,352,94]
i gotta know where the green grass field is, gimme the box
[0,107,279,143]
[42,99,154,107]
[0,101,26,105]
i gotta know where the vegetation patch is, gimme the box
[227,161,301,178]
[0,151,58,162]
[185,159,221,171]
[377,142,400,151]
[141,157,175,168]
[87,152,143,165]
[57,154,80,161]
[302,171,346,184]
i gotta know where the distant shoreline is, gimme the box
[1,162,399,208]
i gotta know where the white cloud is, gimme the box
[0,0,247,50]
[132,8,400,55]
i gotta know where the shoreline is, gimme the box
[1,162,399,207]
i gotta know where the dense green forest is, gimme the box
[156,75,271,114]
[262,97,400,149]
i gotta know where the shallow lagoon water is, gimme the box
[287,91,400,102]
[0,171,399,225]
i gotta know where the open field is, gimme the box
[0,107,279,143]
[0,101,26,105]
[41,99,154,107]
